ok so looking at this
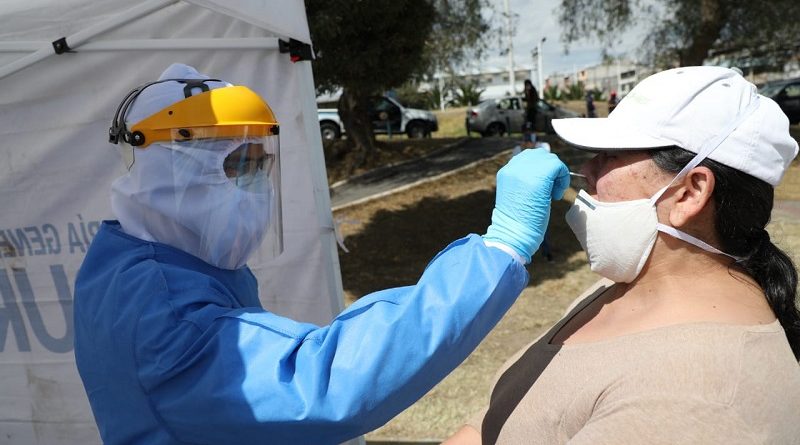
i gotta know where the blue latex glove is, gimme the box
[483,148,570,263]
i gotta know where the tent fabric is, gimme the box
[0,1,345,443]
[0,0,310,43]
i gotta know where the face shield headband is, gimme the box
[108,78,221,148]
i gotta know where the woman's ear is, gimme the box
[668,166,715,228]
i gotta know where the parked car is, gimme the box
[317,96,438,141]
[759,78,800,125]
[465,96,580,137]
[318,108,344,141]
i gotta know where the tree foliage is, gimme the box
[558,0,800,68]
[307,0,435,95]
[306,0,492,168]
[393,81,448,110]
[422,0,495,76]
[306,0,435,166]
[449,79,484,106]
[542,84,561,101]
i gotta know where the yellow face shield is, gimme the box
[108,78,283,265]
[128,85,279,147]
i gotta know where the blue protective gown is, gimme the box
[74,221,528,445]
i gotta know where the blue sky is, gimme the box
[481,0,649,77]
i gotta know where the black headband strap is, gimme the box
[108,78,221,145]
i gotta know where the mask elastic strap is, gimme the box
[656,223,743,261]
[648,94,759,262]
[649,96,761,205]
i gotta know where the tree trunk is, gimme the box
[338,88,376,171]
[679,0,725,66]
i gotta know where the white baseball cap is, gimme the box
[552,66,799,186]
[124,63,231,125]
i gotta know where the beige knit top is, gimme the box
[468,280,800,445]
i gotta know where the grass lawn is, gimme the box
[432,106,474,138]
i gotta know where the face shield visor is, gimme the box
[109,80,283,268]
[164,127,283,267]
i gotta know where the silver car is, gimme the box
[465,96,580,137]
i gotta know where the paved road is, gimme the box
[329,137,518,209]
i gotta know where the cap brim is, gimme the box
[552,117,674,151]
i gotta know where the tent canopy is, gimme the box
[0,1,344,443]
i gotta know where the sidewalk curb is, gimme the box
[332,148,514,213]
[329,137,469,189]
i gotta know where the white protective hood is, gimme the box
[0,1,348,443]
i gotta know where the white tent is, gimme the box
[0,1,348,443]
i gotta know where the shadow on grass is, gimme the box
[340,189,586,299]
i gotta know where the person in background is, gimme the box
[585,91,596,118]
[445,66,800,445]
[512,120,536,156]
[73,63,570,445]
[524,79,539,129]
[608,89,618,114]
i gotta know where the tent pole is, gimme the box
[80,38,280,51]
[0,38,280,52]
[0,0,177,80]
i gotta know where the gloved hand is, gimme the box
[483,148,570,264]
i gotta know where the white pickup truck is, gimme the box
[318,95,438,141]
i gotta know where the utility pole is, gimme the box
[503,0,515,95]
[537,37,546,95]
[438,71,445,111]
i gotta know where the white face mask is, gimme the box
[565,99,759,283]
[565,189,734,283]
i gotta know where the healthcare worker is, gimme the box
[73,63,570,445]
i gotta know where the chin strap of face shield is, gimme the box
[108,78,221,146]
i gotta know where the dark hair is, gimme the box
[651,147,800,359]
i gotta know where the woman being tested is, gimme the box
[446,66,800,444]
[73,63,569,445]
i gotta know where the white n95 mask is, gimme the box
[566,191,657,283]
[565,189,735,283]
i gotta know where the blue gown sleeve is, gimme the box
[135,234,528,445]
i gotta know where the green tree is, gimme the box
[393,81,449,110]
[422,0,495,76]
[418,0,496,112]
[564,81,586,100]
[423,83,446,110]
[558,0,800,68]
[543,84,561,101]
[393,81,431,110]
[449,79,484,106]
[306,0,436,167]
